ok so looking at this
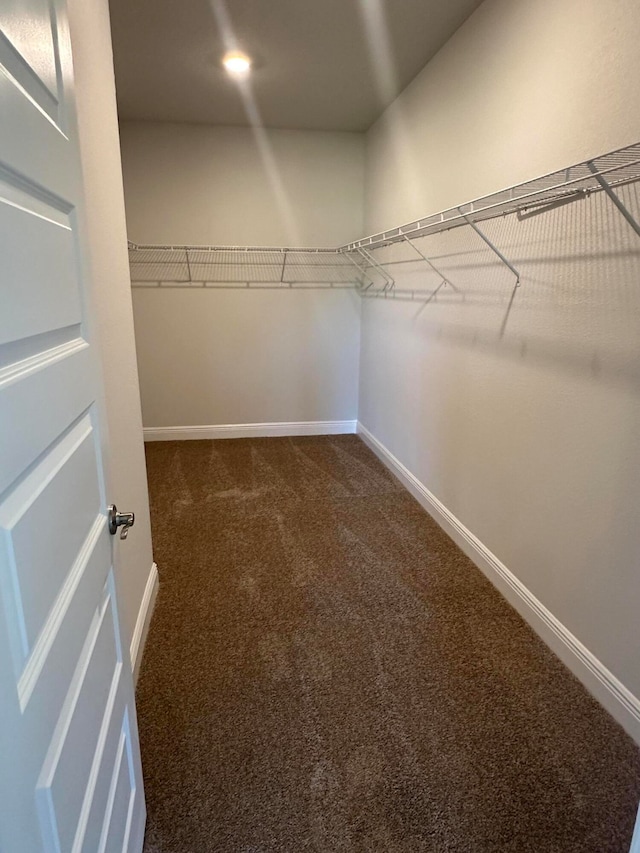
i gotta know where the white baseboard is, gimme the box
[129,562,159,685]
[357,422,640,745]
[631,808,640,853]
[143,420,358,441]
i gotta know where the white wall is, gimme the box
[365,0,640,232]
[133,288,360,429]
[120,122,364,247]
[360,0,640,732]
[67,0,155,663]
[120,121,364,430]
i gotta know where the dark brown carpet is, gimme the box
[139,435,640,852]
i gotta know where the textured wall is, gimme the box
[365,0,640,232]
[120,122,364,247]
[360,0,640,703]
[120,121,364,428]
[132,288,360,428]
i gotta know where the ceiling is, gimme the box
[109,0,484,133]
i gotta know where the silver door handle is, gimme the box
[108,504,135,540]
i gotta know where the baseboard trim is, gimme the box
[357,422,640,745]
[631,808,640,853]
[130,562,159,685]
[144,421,358,441]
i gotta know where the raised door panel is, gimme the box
[35,577,130,853]
[82,701,131,853]
[0,416,102,666]
[0,0,60,114]
[0,6,74,201]
[0,181,80,346]
[98,714,137,853]
[0,340,94,496]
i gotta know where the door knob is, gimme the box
[108,504,135,540]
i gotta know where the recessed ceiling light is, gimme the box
[222,51,251,76]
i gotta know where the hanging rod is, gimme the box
[128,243,349,253]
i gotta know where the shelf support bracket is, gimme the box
[356,247,395,291]
[342,250,375,290]
[587,161,640,239]
[459,209,520,285]
[280,249,288,283]
[403,235,457,290]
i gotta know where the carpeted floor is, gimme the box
[138,435,640,852]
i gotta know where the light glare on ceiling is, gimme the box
[223,51,251,76]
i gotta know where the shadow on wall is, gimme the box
[358,180,640,702]
[363,182,640,394]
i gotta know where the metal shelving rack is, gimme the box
[128,245,372,289]
[345,141,640,293]
[128,142,640,294]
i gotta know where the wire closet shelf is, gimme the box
[127,246,364,289]
[128,142,640,292]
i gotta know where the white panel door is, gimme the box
[0,2,146,852]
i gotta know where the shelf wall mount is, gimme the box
[586,160,640,239]
[458,209,521,286]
